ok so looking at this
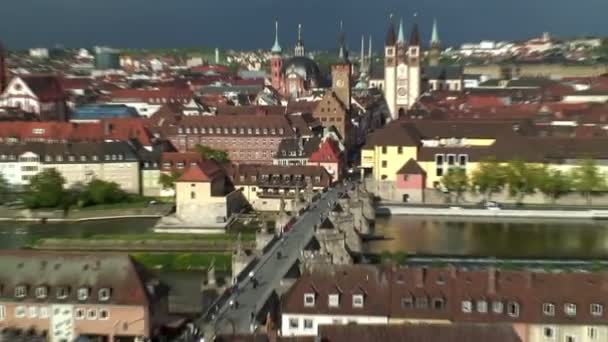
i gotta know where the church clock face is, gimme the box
[336,79,345,87]
[397,87,407,96]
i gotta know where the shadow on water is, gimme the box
[364,215,608,259]
[0,218,159,249]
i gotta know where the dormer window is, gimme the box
[68,155,75,162]
[304,293,315,307]
[77,287,89,301]
[352,294,364,308]
[263,128,268,135]
[328,294,340,308]
[56,287,69,300]
[177,127,183,134]
[185,127,191,134]
[271,128,276,135]
[35,286,48,299]
[14,285,27,298]
[591,303,603,317]
[193,127,199,134]
[507,302,520,317]
[543,303,555,316]
[201,128,206,134]
[98,288,111,301]
[239,128,245,134]
[80,155,87,162]
[45,155,52,162]
[247,128,253,135]
[32,128,45,135]
[279,128,284,135]
[564,303,577,317]
[255,128,260,135]
[209,128,214,134]
[232,128,237,134]
[476,300,488,313]
[224,128,229,134]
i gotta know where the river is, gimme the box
[365,216,608,259]
[1,216,607,259]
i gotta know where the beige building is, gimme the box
[464,62,608,80]
[0,142,141,194]
[0,250,168,341]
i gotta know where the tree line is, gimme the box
[440,157,606,205]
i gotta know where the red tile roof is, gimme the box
[177,163,222,182]
[110,87,193,102]
[20,75,65,102]
[309,139,340,163]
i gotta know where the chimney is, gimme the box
[415,267,426,288]
[487,267,497,295]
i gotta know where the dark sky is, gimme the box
[1,0,606,51]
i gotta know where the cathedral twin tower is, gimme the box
[384,17,422,119]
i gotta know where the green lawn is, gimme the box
[131,252,231,271]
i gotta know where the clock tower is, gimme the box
[332,24,351,110]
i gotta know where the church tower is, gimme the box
[394,18,410,116]
[384,15,397,119]
[294,24,305,57]
[332,22,351,111]
[429,19,441,66]
[0,41,6,93]
[407,22,421,109]
[270,20,283,92]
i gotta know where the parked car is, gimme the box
[485,201,501,210]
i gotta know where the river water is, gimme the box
[1,216,607,259]
[364,216,608,259]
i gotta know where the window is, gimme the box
[591,303,603,317]
[77,287,89,301]
[35,286,48,299]
[289,318,299,329]
[14,306,26,318]
[432,297,445,310]
[28,306,37,318]
[401,296,413,309]
[352,295,364,308]
[543,303,555,316]
[447,154,456,166]
[435,154,444,165]
[436,168,443,177]
[328,294,340,308]
[39,306,49,318]
[397,146,403,154]
[92,155,98,161]
[56,287,69,300]
[459,154,468,167]
[75,308,85,320]
[99,308,110,320]
[543,327,554,339]
[492,301,504,314]
[304,293,315,307]
[588,327,597,340]
[0,305,6,320]
[381,160,387,168]
[507,302,520,317]
[87,308,97,320]
[476,300,488,313]
[14,285,27,298]
[381,146,387,154]
[381,175,388,180]
[564,303,577,316]
[415,296,428,309]
[462,300,472,313]
[303,319,313,330]
[190,191,196,199]
[98,288,111,301]
[566,336,575,342]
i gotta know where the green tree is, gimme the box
[504,159,541,204]
[470,158,506,200]
[195,144,230,163]
[80,179,127,206]
[0,173,11,204]
[571,158,606,205]
[22,168,66,209]
[158,171,182,190]
[440,168,469,203]
[537,168,572,203]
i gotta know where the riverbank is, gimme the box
[377,205,608,220]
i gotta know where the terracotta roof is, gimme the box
[216,105,285,116]
[318,323,522,342]
[396,159,426,175]
[229,164,331,188]
[159,114,295,138]
[20,75,65,102]
[0,250,149,306]
[309,139,341,163]
[283,264,608,325]
[177,162,222,182]
[110,87,193,102]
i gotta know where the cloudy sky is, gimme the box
[1,0,606,50]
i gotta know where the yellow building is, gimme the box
[362,120,608,202]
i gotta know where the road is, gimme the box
[205,184,345,336]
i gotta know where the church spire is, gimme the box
[360,34,365,66]
[385,14,396,46]
[295,23,305,56]
[338,20,348,62]
[431,18,440,46]
[368,35,372,60]
[409,13,420,46]
[271,20,282,54]
[397,18,405,44]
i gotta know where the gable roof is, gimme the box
[396,159,426,175]
[177,163,222,182]
[309,138,341,163]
